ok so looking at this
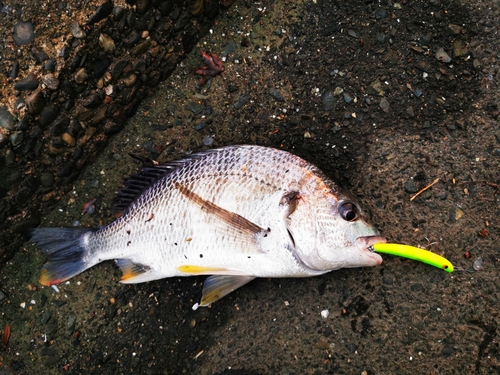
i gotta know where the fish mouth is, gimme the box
[359,235,387,265]
[361,235,387,248]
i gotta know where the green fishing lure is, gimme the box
[371,243,454,272]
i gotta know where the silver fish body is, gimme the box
[31,145,385,306]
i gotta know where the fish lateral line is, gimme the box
[371,243,454,272]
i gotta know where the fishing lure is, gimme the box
[371,243,454,272]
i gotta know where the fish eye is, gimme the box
[339,202,358,222]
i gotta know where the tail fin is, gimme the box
[30,228,96,286]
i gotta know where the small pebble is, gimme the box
[14,73,39,91]
[10,131,24,147]
[13,21,35,45]
[88,0,113,25]
[435,47,452,63]
[473,257,483,271]
[233,94,250,109]
[131,40,151,55]
[0,106,16,130]
[333,87,343,96]
[94,57,111,78]
[5,149,15,165]
[32,50,49,63]
[122,73,137,87]
[99,33,116,53]
[452,40,468,57]
[59,46,70,59]
[71,21,85,38]
[379,97,390,112]
[454,207,464,221]
[375,8,387,19]
[269,88,284,102]
[447,24,462,34]
[42,74,60,90]
[322,91,335,111]
[223,40,237,56]
[419,35,432,46]
[202,135,213,146]
[67,315,77,336]
[404,180,418,193]
[343,93,353,103]
[74,68,88,83]
[10,60,19,79]
[40,172,54,187]
[43,59,56,73]
[321,309,329,319]
[39,105,60,128]
[0,132,8,147]
[195,121,207,131]
[62,132,77,146]
[316,340,330,350]
[41,310,52,324]
[186,102,204,114]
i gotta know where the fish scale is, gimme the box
[31,145,386,306]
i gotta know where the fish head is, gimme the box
[287,186,386,271]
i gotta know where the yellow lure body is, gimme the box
[371,243,454,273]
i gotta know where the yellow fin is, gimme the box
[116,259,150,282]
[200,275,256,307]
[177,265,228,275]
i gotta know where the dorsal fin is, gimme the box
[112,164,176,213]
[112,148,225,214]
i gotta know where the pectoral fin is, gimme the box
[175,183,270,255]
[175,183,267,235]
[200,275,256,307]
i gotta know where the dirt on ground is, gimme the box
[0,0,499,374]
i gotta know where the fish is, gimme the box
[30,145,386,307]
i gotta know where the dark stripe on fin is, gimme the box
[112,164,176,213]
[200,275,256,307]
[175,183,266,235]
[30,228,94,286]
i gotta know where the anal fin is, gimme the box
[116,259,159,284]
[199,275,256,307]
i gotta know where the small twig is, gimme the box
[194,350,204,360]
[410,178,440,201]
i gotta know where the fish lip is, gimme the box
[358,235,387,265]
[360,235,387,250]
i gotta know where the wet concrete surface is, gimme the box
[0,0,499,374]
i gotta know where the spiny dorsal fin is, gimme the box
[112,148,226,213]
[112,164,175,213]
